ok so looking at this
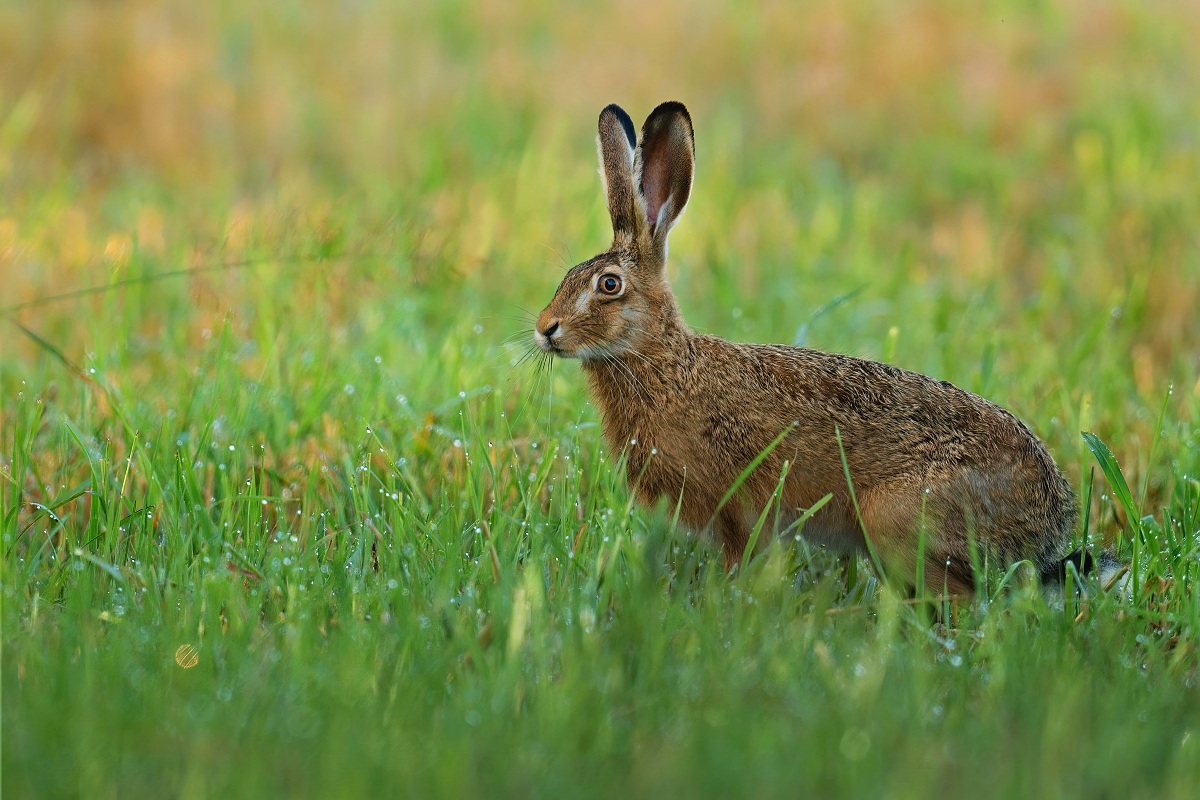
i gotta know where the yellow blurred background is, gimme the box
[2,0,1197,386]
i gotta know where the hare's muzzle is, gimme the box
[534,315,562,353]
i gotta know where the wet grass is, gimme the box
[3,1,1200,797]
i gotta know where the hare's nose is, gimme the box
[539,320,560,338]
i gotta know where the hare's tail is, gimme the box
[1040,548,1128,593]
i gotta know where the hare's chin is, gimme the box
[537,342,610,361]
[534,338,575,358]
[574,343,626,362]
[547,344,584,360]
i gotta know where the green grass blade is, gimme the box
[1081,431,1139,529]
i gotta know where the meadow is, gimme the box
[2,1,1199,797]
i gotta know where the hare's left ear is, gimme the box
[635,101,695,245]
[597,104,639,239]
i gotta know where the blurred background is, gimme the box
[2,0,1198,480]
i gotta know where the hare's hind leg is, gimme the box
[919,553,977,597]
[857,480,978,595]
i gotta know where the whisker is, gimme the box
[602,353,649,404]
[605,354,635,401]
[526,351,550,428]
[507,349,546,428]
[500,330,536,346]
[534,351,552,401]
[601,354,629,401]
[543,353,554,425]
[536,240,573,272]
[506,303,540,321]
[484,311,537,323]
[621,358,651,403]
[513,346,543,369]
[624,347,669,383]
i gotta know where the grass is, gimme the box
[3,1,1199,797]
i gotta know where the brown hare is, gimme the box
[534,101,1082,595]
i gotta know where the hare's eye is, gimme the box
[598,274,622,295]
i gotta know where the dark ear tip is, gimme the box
[600,103,637,149]
[645,101,693,130]
[651,100,690,117]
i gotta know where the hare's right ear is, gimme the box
[597,104,639,239]
[634,102,694,247]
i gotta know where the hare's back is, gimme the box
[717,341,1051,469]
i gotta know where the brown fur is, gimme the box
[534,102,1076,594]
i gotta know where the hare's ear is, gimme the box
[635,101,694,244]
[597,104,639,239]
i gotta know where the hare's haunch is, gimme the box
[535,101,1078,595]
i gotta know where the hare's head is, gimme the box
[535,102,695,360]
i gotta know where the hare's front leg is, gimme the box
[713,505,751,571]
[628,458,751,571]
